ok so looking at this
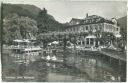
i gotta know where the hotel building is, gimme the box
[65,14,121,48]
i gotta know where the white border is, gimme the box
[0,0,127,83]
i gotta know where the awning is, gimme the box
[85,35,96,38]
[13,39,30,43]
[52,41,59,44]
[23,39,30,43]
[24,47,41,51]
[13,39,24,42]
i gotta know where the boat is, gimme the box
[10,39,42,64]
[41,55,63,63]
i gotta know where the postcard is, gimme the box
[0,0,127,82]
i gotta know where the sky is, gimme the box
[2,0,127,23]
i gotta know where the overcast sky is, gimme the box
[2,0,127,23]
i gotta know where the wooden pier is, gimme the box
[99,49,126,62]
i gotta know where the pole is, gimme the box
[73,35,77,66]
[63,34,67,65]
[118,59,121,81]
[1,2,3,72]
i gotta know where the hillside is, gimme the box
[3,4,36,19]
[2,3,67,32]
[117,16,127,33]
[2,3,55,20]
[17,4,55,20]
[117,16,127,42]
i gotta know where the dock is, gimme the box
[99,49,126,62]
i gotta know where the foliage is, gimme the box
[99,32,116,46]
[116,36,126,51]
[36,8,67,34]
[3,4,36,20]
[3,13,38,44]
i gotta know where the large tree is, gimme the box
[100,32,116,46]
[36,8,67,34]
[3,13,38,44]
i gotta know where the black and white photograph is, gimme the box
[0,0,127,82]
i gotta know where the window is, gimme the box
[75,27,77,31]
[76,22,79,24]
[90,19,92,23]
[97,26,99,30]
[73,28,75,31]
[77,27,78,31]
[83,27,85,31]
[116,28,118,31]
[86,26,88,30]
[80,27,83,32]
[86,38,89,44]
[71,28,73,31]
[78,42,81,45]
[82,41,85,45]
[90,38,93,45]
[84,21,86,23]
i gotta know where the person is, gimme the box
[51,56,57,61]
[46,55,51,61]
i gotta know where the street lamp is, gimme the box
[115,34,121,47]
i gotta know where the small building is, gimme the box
[76,34,97,48]
[69,18,82,25]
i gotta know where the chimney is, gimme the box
[86,13,88,18]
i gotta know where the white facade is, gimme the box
[65,15,121,48]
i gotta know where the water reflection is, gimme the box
[28,60,91,82]
[3,51,126,82]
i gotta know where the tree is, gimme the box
[100,32,116,46]
[3,13,38,44]
[37,8,49,33]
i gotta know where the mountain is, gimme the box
[17,4,55,20]
[2,3,67,32]
[2,3,55,20]
[2,4,36,20]
[117,16,127,33]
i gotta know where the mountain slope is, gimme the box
[3,4,35,19]
[117,16,127,42]
[117,16,127,32]
[2,3,55,21]
[17,4,55,20]
[2,3,67,32]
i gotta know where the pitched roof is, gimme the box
[69,18,82,23]
[69,15,115,26]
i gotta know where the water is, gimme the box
[2,50,126,82]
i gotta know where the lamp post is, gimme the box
[63,34,67,65]
[73,35,77,66]
[115,34,121,49]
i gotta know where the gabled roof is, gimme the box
[69,18,82,23]
[68,15,115,27]
[71,18,82,21]
[81,15,115,25]
[86,15,104,19]
[13,39,30,43]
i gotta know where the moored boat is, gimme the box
[10,39,42,64]
[41,55,63,63]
